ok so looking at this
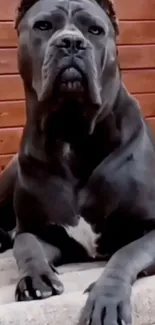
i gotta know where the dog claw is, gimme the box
[42,290,53,298]
[24,290,31,298]
[35,290,42,298]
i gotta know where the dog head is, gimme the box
[16,0,120,135]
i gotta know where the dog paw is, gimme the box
[15,266,64,301]
[84,281,96,293]
[79,281,132,325]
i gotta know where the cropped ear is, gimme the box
[14,0,39,29]
[96,0,119,36]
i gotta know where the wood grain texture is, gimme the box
[0,48,17,74]
[0,70,155,101]
[0,0,18,21]
[0,22,16,47]
[115,0,155,20]
[118,45,155,70]
[1,21,155,48]
[1,94,155,128]
[1,116,155,169]
[146,118,155,135]
[122,70,155,94]
[0,101,25,127]
[1,0,155,21]
[0,75,24,100]
[0,127,22,154]
[0,0,155,163]
[0,154,14,172]
[1,45,155,74]
[118,21,155,45]
[135,94,155,118]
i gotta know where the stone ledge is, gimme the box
[0,251,155,325]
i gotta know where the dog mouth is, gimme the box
[55,67,86,96]
[40,63,102,135]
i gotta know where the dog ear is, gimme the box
[14,0,39,29]
[96,0,119,36]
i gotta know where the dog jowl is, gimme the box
[1,1,155,325]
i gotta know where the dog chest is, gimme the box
[64,216,101,258]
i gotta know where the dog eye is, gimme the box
[33,21,53,31]
[88,25,103,35]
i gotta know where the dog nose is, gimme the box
[58,35,86,52]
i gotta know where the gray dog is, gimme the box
[1,0,155,324]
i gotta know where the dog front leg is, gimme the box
[79,230,155,325]
[14,232,64,301]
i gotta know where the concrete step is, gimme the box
[0,251,155,325]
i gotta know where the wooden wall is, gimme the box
[0,0,155,170]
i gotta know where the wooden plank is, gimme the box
[147,118,155,134]
[0,154,14,172]
[116,0,155,20]
[1,45,155,74]
[0,0,18,21]
[135,94,155,118]
[0,94,155,128]
[123,70,155,94]
[0,94,154,128]
[1,0,155,21]
[0,75,24,100]
[0,117,155,169]
[118,45,155,70]
[0,70,155,100]
[0,48,17,74]
[1,21,155,48]
[0,101,25,127]
[118,21,155,45]
[0,127,22,154]
[0,118,155,170]
[0,22,17,48]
